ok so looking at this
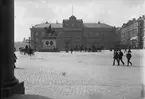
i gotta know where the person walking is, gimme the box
[119,49,125,65]
[70,47,73,54]
[14,52,17,68]
[126,51,132,66]
[113,49,119,66]
[128,48,131,53]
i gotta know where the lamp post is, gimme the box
[26,37,34,49]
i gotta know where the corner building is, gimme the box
[120,15,145,49]
[30,15,116,51]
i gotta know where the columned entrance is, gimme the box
[0,0,25,98]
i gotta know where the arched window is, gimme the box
[45,41,49,45]
[50,41,53,45]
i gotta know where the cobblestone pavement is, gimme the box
[14,50,144,99]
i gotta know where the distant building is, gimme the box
[115,27,121,48]
[120,15,145,49]
[137,15,145,49]
[30,15,117,51]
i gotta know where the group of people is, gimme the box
[113,49,132,66]
[66,45,103,54]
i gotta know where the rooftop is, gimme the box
[34,23,63,28]
[33,22,114,28]
[83,23,114,28]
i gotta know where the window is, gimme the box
[50,41,53,45]
[97,32,99,37]
[35,38,38,42]
[36,32,38,36]
[42,32,46,36]
[90,32,92,36]
[45,33,48,36]
[78,23,80,27]
[45,41,49,45]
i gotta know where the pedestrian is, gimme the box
[85,47,87,52]
[126,51,132,66]
[113,49,119,66]
[70,47,73,54]
[118,49,125,65]
[14,52,17,68]
[128,48,131,53]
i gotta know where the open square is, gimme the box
[14,50,144,99]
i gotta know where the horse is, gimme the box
[19,47,26,55]
[19,47,34,56]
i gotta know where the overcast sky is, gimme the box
[15,0,145,42]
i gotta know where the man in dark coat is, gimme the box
[118,49,125,65]
[113,49,119,66]
[14,52,17,68]
[70,47,73,54]
[126,51,132,66]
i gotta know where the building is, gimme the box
[115,27,121,48]
[121,19,139,48]
[30,15,117,51]
[137,16,145,49]
[120,15,145,49]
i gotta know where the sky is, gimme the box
[15,0,145,42]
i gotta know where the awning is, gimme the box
[130,36,138,40]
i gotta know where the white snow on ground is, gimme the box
[14,50,144,99]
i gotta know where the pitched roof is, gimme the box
[83,23,114,28]
[34,23,63,28]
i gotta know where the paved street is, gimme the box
[14,50,144,99]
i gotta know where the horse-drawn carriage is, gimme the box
[19,47,35,56]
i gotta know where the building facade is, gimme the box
[137,16,145,49]
[120,15,145,49]
[30,15,117,51]
[115,27,121,48]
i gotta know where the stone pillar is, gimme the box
[0,0,25,98]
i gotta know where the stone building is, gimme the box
[30,15,117,51]
[137,16,145,49]
[120,15,145,49]
[115,27,121,48]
